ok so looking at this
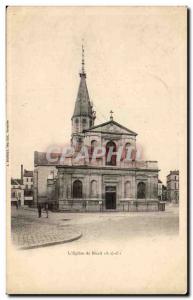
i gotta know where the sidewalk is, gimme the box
[11,207,82,250]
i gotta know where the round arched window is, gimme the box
[90,140,97,156]
[82,118,87,128]
[124,143,131,160]
[106,141,116,166]
[91,180,97,197]
[137,182,146,199]
[73,180,83,198]
[125,181,131,198]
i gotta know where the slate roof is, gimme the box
[72,74,93,118]
[24,170,33,177]
[167,170,179,176]
[34,151,62,166]
[11,178,23,185]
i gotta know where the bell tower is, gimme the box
[71,44,96,145]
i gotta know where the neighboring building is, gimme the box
[158,180,167,201]
[23,169,33,189]
[34,47,160,212]
[23,169,34,206]
[166,170,179,203]
[11,178,24,207]
[11,165,34,207]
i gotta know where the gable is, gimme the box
[84,120,137,136]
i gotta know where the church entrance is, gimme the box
[105,186,116,209]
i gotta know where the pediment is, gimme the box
[85,120,137,136]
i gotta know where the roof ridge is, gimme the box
[84,119,137,135]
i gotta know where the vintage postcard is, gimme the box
[6,6,187,294]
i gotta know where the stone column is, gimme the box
[149,176,157,199]
[58,173,64,200]
[85,175,90,200]
[132,175,136,200]
[117,179,121,203]
[153,177,158,199]
[62,175,67,199]
[122,177,125,199]
[98,175,102,200]
[147,177,151,199]
[66,175,72,199]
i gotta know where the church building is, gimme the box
[34,46,160,212]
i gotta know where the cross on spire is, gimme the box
[110,110,114,120]
[79,40,86,78]
[81,41,85,74]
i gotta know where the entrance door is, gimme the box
[105,186,116,209]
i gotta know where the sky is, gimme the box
[7,6,187,184]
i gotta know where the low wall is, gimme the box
[58,199,163,212]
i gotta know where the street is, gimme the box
[11,204,179,249]
[10,204,183,294]
[57,205,179,248]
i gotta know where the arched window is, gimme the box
[75,137,82,152]
[91,180,97,197]
[91,140,97,157]
[73,180,82,198]
[106,141,116,166]
[75,118,79,131]
[82,118,87,129]
[137,182,146,199]
[125,143,131,160]
[125,181,131,198]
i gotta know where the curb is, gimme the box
[19,233,82,250]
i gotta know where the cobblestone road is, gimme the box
[11,207,82,249]
[11,204,179,249]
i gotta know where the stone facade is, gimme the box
[23,169,34,205]
[57,165,159,211]
[33,164,57,204]
[166,170,179,203]
[11,179,24,207]
[34,48,160,211]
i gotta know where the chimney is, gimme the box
[21,164,23,184]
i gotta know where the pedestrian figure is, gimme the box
[16,202,18,210]
[38,203,42,218]
[45,202,49,218]
[82,200,86,211]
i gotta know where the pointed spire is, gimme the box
[72,42,96,131]
[72,42,92,119]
